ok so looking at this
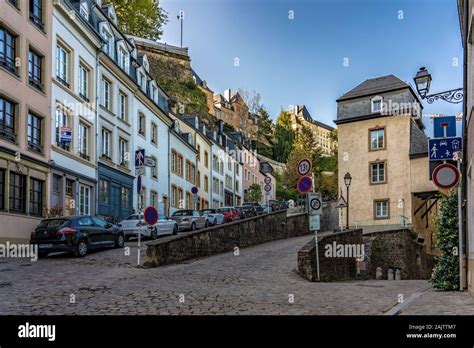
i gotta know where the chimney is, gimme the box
[224,89,231,102]
[294,105,298,115]
[202,80,207,88]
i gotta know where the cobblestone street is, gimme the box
[0,235,473,315]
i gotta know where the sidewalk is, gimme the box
[399,289,474,315]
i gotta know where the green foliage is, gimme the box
[104,0,168,40]
[245,183,262,203]
[430,191,460,290]
[223,123,236,133]
[272,111,295,163]
[274,171,298,201]
[253,140,273,158]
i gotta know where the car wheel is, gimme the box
[115,233,125,248]
[191,222,196,231]
[74,240,88,257]
[173,224,178,235]
[38,252,49,258]
[150,227,158,240]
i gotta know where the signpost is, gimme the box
[307,192,322,215]
[135,149,145,266]
[264,176,271,185]
[433,116,456,138]
[297,158,312,176]
[432,163,460,190]
[428,137,462,161]
[144,157,156,167]
[144,206,159,226]
[260,162,273,174]
[135,149,145,167]
[297,176,313,194]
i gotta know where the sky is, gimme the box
[159,0,463,133]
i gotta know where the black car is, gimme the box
[240,205,257,218]
[234,207,246,220]
[30,216,125,258]
[243,202,264,215]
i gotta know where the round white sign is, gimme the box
[297,159,312,176]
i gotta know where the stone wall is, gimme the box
[298,229,364,282]
[364,229,435,280]
[144,211,309,267]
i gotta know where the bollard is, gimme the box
[387,268,394,280]
[395,269,401,280]
[376,267,383,280]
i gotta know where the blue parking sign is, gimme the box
[428,137,462,161]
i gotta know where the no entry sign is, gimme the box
[432,163,460,190]
[297,176,313,194]
[144,206,159,225]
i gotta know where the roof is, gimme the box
[337,75,409,101]
[409,121,429,158]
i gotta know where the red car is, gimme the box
[217,207,240,222]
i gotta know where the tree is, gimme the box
[238,89,262,114]
[255,106,273,142]
[272,111,295,163]
[295,125,317,150]
[104,0,168,40]
[245,183,262,203]
[430,191,460,290]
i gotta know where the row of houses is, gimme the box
[0,0,276,243]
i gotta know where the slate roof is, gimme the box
[337,75,409,101]
[409,121,429,158]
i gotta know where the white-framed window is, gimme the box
[370,162,386,184]
[102,27,114,57]
[56,44,69,84]
[78,122,89,160]
[119,92,127,121]
[78,184,90,215]
[79,64,89,100]
[371,96,383,113]
[55,107,70,151]
[119,138,128,167]
[151,157,157,178]
[151,84,157,101]
[151,123,157,144]
[138,113,145,136]
[101,128,111,159]
[102,78,111,109]
[370,128,385,150]
[150,191,158,208]
[118,46,128,71]
[79,1,89,20]
[375,200,389,219]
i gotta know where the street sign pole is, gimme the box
[314,230,320,281]
[457,159,463,291]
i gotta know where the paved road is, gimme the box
[0,235,472,315]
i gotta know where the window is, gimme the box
[102,29,113,57]
[151,85,157,101]
[178,188,183,208]
[78,122,89,160]
[374,200,389,219]
[138,186,146,210]
[151,123,157,144]
[171,150,177,173]
[186,192,192,209]
[197,170,201,188]
[197,144,201,161]
[8,0,19,9]
[118,47,128,70]
[101,128,111,159]
[119,138,128,167]
[204,175,209,192]
[56,44,69,86]
[370,162,386,184]
[78,185,90,215]
[29,178,43,216]
[52,174,61,194]
[177,154,183,176]
[213,178,219,193]
[371,96,382,113]
[225,175,232,189]
[370,128,385,150]
[102,78,111,109]
[27,112,42,153]
[28,48,43,90]
[0,170,4,210]
[150,191,157,208]
[79,2,89,20]
[151,157,157,178]
[55,108,70,151]
[220,181,224,195]
[138,113,145,136]
[213,155,218,171]
[99,179,109,204]
[0,26,17,74]
[204,151,209,168]
[119,92,127,121]
[171,185,178,208]
[9,172,25,213]
[79,64,89,101]
[0,97,16,141]
[121,187,130,209]
[29,0,44,30]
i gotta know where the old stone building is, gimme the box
[335,75,438,254]
[288,105,336,156]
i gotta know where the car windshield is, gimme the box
[172,210,193,216]
[37,219,70,229]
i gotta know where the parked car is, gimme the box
[243,202,264,215]
[261,203,272,214]
[119,213,178,241]
[30,216,125,258]
[200,209,225,226]
[217,207,240,222]
[170,210,208,231]
[240,205,257,219]
[234,207,245,220]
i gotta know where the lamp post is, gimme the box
[344,172,352,229]
[413,67,463,104]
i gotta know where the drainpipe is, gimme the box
[168,125,171,216]
[94,49,101,216]
[461,0,468,291]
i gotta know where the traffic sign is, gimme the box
[144,157,156,167]
[309,215,320,231]
[144,206,159,225]
[135,149,145,167]
[434,116,456,138]
[264,177,271,184]
[428,137,462,161]
[432,163,460,190]
[307,192,322,215]
[297,176,313,194]
[191,186,198,195]
[297,158,312,176]
[336,196,347,208]
[264,184,272,192]
[192,194,199,203]
[137,175,142,194]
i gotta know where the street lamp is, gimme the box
[344,172,352,229]
[413,67,463,104]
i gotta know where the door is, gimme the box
[77,216,100,247]
[156,215,171,235]
[92,216,114,245]
[111,184,121,220]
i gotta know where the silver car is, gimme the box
[170,210,208,231]
[119,213,178,240]
[200,209,225,226]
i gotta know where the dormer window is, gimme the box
[79,2,89,20]
[118,46,128,71]
[139,72,146,91]
[100,24,114,57]
[371,96,383,113]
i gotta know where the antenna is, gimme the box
[177,10,184,48]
